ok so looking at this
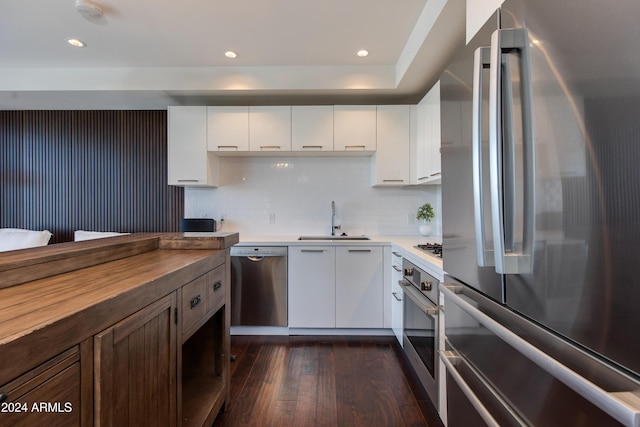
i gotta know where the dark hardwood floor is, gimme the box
[213,335,443,427]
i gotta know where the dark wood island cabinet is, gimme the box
[0,232,238,427]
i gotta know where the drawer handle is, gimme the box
[214,281,222,291]
[348,249,371,253]
[0,392,7,403]
[190,295,202,309]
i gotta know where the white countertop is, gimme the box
[235,234,444,279]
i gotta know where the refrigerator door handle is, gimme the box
[472,46,495,267]
[441,284,640,427]
[489,27,535,274]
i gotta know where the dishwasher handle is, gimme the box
[247,256,265,262]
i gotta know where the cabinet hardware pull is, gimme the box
[348,249,371,253]
[260,145,281,150]
[344,145,366,150]
[177,179,199,182]
[301,249,324,253]
[0,392,7,404]
[302,145,323,149]
[392,292,402,302]
[383,179,404,183]
[392,251,402,257]
[214,281,222,291]
[190,295,201,309]
[430,172,442,177]
[392,265,402,272]
[418,176,429,181]
[217,145,238,150]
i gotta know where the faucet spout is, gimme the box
[330,200,341,236]
[331,200,336,236]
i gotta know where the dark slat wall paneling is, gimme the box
[0,110,184,243]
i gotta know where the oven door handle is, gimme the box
[402,281,438,317]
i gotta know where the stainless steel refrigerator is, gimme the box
[440,0,640,425]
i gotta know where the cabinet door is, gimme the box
[207,106,249,152]
[0,346,83,427]
[413,82,442,184]
[291,106,334,152]
[94,294,177,427]
[391,249,404,345]
[333,105,376,152]
[249,106,292,152]
[335,247,383,328]
[373,105,411,186]
[168,106,218,187]
[288,246,336,328]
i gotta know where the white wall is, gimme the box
[466,0,504,43]
[184,156,441,237]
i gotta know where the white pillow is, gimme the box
[0,228,53,252]
[74,230,130,241]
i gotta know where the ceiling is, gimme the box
[0,0,464,109]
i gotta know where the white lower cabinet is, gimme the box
[390,250,404,345]
[288,246,336,328]
[336,247,384,328]
[288,245,384,329]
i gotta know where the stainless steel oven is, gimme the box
[401,258,439,405]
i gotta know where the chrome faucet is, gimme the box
[331,200,341,236]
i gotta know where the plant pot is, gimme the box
[419,221,432,236]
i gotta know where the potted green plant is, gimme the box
[416,203,435,236]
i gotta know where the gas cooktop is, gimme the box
[414,242,442,258]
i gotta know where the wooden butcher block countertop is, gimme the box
[0,232,238,386]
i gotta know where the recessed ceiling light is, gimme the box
[66,38,86,48]
[357,49,369,57]
[225,51,238,59]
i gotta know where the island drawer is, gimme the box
[182,274,209,339]
[207,265,226,314]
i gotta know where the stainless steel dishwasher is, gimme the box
[230,246,287,326]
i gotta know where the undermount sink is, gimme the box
[298,235,371,241]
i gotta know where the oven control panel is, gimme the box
[402,258,439,304]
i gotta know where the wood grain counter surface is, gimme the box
[0,232,238,386]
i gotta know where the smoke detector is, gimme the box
[75,0,104,19]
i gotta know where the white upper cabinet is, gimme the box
[207,106,249,152]
[373,105,411,186]
[412,81,441,185]
[333,105,377,152]
[168,106,218,187]
[291,106,334,152]
[249,106,292,152]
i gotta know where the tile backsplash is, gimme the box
[185,156,441,237]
